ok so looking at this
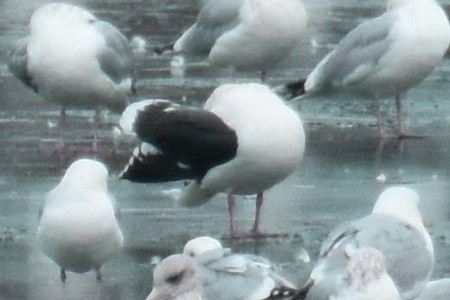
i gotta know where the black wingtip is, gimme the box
[119,144,196,183]
[269,287,298,299]
[153,42,175,55]
[274,79,306,100]
[289,279,314,300]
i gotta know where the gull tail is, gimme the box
[273,79,306,100]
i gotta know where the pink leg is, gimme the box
[227,193,239,238]
[227,193,287,239]
[395,94,424,139]
[252,192,264,235]
[59,107,66,128]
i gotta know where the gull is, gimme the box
[415,278,450,300]
[166,0,307,81]
[7,3,135,126]
[292,187,433,300]
[182,236,297,300]
[331,248,401,300]
[276,0,450,138]
[118,83,305,238]
[36,159,123,281]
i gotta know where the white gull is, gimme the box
[277,0,450,138]
[172,0,307,81]
[7,3,135,120]
[183,236,297,300]
[292,187,433,300]
[36,158,123,281]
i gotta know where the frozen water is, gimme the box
[1,1,450,299]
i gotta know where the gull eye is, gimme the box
[166,271,184,285]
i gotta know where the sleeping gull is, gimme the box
[118,83,305,238]
[415,278,450,300]
[36,159,123,281]
[182,236,297,300]
[276,0,450,138]
[168,0,307,81]
[292,187,433,300]
[330,248,401,300]
[7,3,135,125]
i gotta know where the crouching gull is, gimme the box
[36,159,124,281]
[7,3,135,125]
[276,0,450,138]
[182,236,297,300]
[147,237,296,300]
[162,0,307,82]
[119,83,305,238]
[291,187,433,300]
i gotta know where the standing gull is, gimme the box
[7,3,135,126]
[36,159,123,281]
[292,187,433,300]
[277,0,450,138]
[119,83,305,238]
[182,236,297,300]
[168,0,307,81]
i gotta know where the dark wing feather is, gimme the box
[122,102,238,182]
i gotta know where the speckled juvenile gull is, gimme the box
[277,0,450,138]
[36,159,123,281]
[173,0,307,80]
[147,254,203,300]
[7,3,135,117]
[415,278,450,300]
[293,187,433,300]
[182,236,297,300]
[118,83,305,238]
[331,248,401,300]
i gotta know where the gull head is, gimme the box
[59,159,108,192]
[372,187,433,254]
[183,236,225,264]
[120,99,172,136]
[30,3,96,34]
[147,254,202,300]
[372,187,421,226]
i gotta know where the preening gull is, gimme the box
[276,0,450,138]
[170,0,307,81]
[182,236,297,300]
[118,83,305,238]
[415,278,450,300]
[36,159,123,281]
[331,248,401,300]
[7,3,135,121]
[292,187,433,300]
[146,254,203,300]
